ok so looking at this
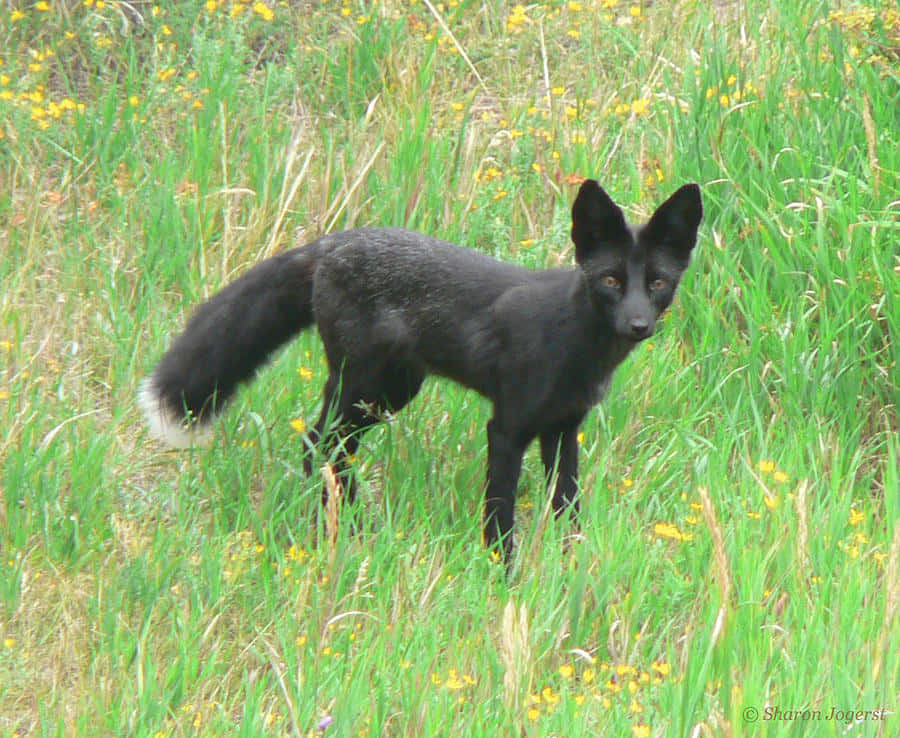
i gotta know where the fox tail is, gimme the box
[138,242,323,448]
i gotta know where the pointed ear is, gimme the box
[571,180,630,262]
[644,183,703,258]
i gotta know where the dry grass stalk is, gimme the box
[697,485,732,645]
[499,599,531,715]
[322,463,342,561]
[872,521,900,683]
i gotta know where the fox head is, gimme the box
[571,179,703,341]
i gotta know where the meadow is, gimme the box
[1,0,898,736]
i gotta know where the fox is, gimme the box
[139,180,702,559]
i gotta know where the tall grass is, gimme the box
[1,1,898,736]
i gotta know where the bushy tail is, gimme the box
[139,242,323,447]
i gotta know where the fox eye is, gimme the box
[601,275,621,289]
[649,277,667,291]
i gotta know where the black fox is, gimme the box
[139,180,702,558]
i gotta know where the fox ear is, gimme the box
[571,179,629,262]
[644,183,703,258]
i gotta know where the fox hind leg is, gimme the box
[304,361,424,506]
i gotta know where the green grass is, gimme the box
[1,0,898,736]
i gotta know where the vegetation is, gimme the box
[1,1,897,735]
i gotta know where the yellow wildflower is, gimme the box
[252,1,274,19]
[653,522,693,542]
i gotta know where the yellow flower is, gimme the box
[551,85,566,96]
[289,418,307,434]
[444,669,465,689]
[632,724,651,738]
[527,707,540,721]
[757,459,776,473]
[507,5,530,32]
[541,686,560,704]
[653,522,693,542]
[253,2,275,21]
[558,664,574,679]
[848,508,864,526]
[11,10,26,21]
[298,366,314,380]
[36,1,51,11]
[582,667,595,683]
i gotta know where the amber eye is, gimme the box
[601,275,621,289]
[649,278,667,291]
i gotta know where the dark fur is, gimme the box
[141,181,703,557]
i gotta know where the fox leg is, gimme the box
[484,419,527,560]
[305,362,424,505]
[539,427,580,519]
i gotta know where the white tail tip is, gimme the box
[138,377,213,449]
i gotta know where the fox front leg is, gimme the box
[539,426,580,519]
[483,419,526,561]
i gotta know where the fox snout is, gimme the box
[626,316,653,340]
[615,295,660,341]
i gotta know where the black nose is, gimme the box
[629,318,651,339]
